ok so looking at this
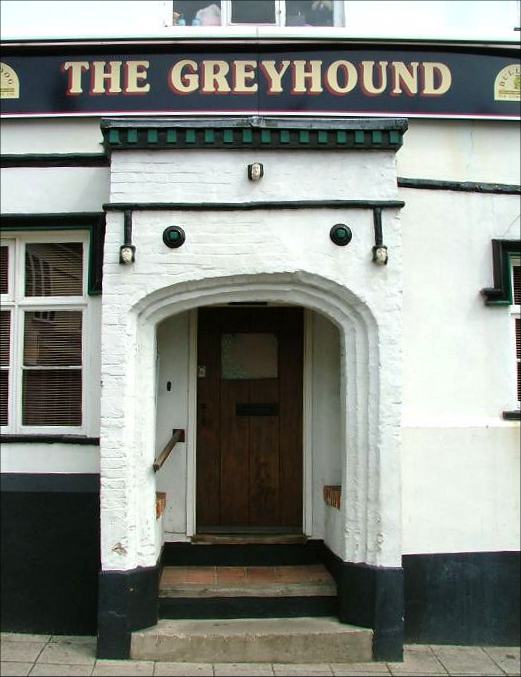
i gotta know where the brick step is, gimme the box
[131,617,373,663]
[158,564,338,619]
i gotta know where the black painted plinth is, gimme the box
[0,474,100,635]
[403,551,521,645]
[322,549,404,661]
[97,565,160,659]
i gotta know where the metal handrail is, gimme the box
[153,428,185,472]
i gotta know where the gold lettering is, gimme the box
[391,62,419,95]
[360,61,388,95]
[202,60,231,93]
[260,60,290,94]
[62,61,90,95]
[125,60,150,93]
[292,60,323,94]
[91,61,123,94]
[169,60,199,94]
[233,60,258,93]
[326,60,358,94]
[422,62,452,96]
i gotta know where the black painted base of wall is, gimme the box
[321,548,404,661]
[0,474,100,635]
[403,551,520,646]
[97,565,160,659]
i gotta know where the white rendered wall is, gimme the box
[2,118,520,186]
[0,167,109,214]
[401,188,521,554]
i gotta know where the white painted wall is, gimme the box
[2,117,520,186]
[155,312,190,539]
[98,142,403,570]
[1,113,518,562]
[0,443,100,473]
[401,187,521,554]
[0,167,109,214]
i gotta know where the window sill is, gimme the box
[502,410,521,421]
[0,434,100,445]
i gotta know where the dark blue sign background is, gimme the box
[1,45,519,119]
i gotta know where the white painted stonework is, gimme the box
[1,117,519,568]
[99,146,404,571]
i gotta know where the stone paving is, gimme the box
[0,634,519,676]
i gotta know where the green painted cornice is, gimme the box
[101,117,407,153]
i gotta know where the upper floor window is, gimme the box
[171,0,345,27]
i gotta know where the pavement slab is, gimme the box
[430,646,503,675]
[331,663,391,675]
[482,646,521,675]
[92,659,154,675]
[29,664,94,676]
[0,635,50,644]
[272,664,333,676]
[0,663,34,676]
[0,641,46,663]
[36,642,96,666]
[387,646,447,675]
[153,663,214,676]
[214,663,275,675]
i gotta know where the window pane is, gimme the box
[22,369,82,426]
[0,246,8,294]
[286,0,334,26]
[25,242,83,297]
[173,0,221,25]
[231,0,275,23]
[222,333,278,379]
[24,311,82,367]
[513,264,520,305]
[0,311,10,366]
[0,370,7,426]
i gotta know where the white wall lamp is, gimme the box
[248,162,264,181]
[119,209,136,264]
[372,207,389,265]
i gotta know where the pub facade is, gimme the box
[1,0,520,663]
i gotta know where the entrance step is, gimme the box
[131,617,373,663]
[159,565,337,619]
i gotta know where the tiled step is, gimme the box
[131,617,373,663]
[158,564,338,619]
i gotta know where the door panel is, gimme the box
[196,306,303,531]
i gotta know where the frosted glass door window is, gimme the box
[221,333,278,379]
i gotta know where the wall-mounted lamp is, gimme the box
[372,245,389,265]
[330,223,353,246]
[372,207,388,265]
[248,162,264,181]
[119,210,136,264]
[163,225,186,248]
[119,244,136,264]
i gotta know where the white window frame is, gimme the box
[0,231,92,436]
[164,0,346,29]
[510,254,521,410]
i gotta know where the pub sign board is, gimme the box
[1,45,520,119]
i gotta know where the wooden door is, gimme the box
[196,306,303,532]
